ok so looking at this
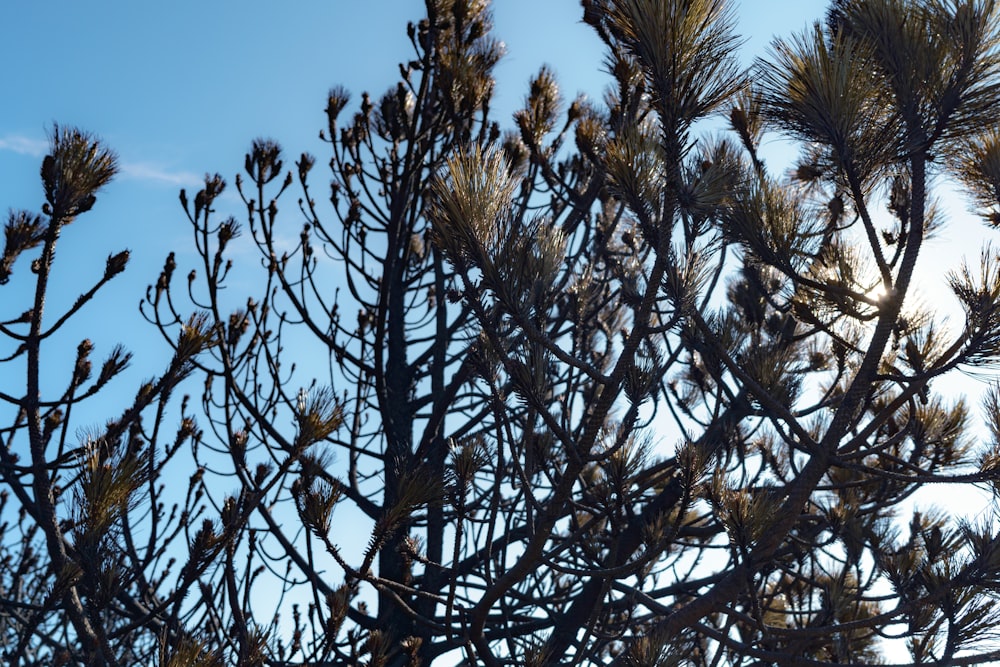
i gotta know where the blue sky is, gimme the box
[1,0,828,198]
[2,0,993,509]
[2,1,995,661]
[0,0,830,380]
[3,0,989,522]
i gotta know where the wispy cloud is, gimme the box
[0,134,47,157]
[118,161,202,188]
[1,134,203,190]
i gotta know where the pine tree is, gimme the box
[0,127,224,666]
[7,0,1000,665]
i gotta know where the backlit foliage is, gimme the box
[5,1,1000,665]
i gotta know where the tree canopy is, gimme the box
[4,0,1000,665]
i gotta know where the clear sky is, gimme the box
[0,0,829,200]
[2,1,995,661]
[1,0,989,548]
[1,0,830,195]
[0,0,831,377]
